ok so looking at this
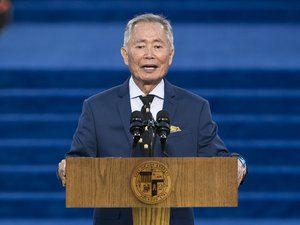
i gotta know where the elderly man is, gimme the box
[58,13,247,225]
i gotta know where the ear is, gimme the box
[121,47,129,65]
[168,48,175,65]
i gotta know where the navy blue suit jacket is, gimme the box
[66,79,230,225]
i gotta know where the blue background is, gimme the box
[0,0,300,224]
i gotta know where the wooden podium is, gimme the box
[66,157,238,225]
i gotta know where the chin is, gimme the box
[142,73,164,81]
[141,77,163,84]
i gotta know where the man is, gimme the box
[58,13,247,225]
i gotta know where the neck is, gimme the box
[140,84,157,95]
[133,77,161,95]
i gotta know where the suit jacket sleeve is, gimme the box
[197,100,230,157]
[66,99,98,158]
[197,99,248,183]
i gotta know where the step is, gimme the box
[0,145,67,165]
[198,191,300,217]
[228,143,300,166]
[0,114,299,139]
[0,191,299,218]
[0,219,93,225]
[240,166,300,192]
[0,165,62,192]
[1,23,300,70]
[12,0,300,23]
[0,92,87,113]
[0,192,92,218]
[1,139,299,166]
[217,116,300,139]
[0,220,300,225]
[195,220,300,225]
[1,89,299,114]
[0,120,76,139]
[1,69,300,89]
[204,90,300,115]
[0,165,299,192]
[0,219,300,225]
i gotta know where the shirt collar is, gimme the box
[129,76,164,100]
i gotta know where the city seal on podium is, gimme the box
[131,161,171,204]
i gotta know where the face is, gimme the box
[121,22,174,87]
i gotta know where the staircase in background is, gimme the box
[12,0,300,23]
[0,0,300,223]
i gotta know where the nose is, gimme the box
[144,46,154,59]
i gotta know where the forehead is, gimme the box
[130,22,168,42]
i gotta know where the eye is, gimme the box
[135,45,145,49]
[154,45,163,49]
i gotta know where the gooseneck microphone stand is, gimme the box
[145,118,156,157]
[130,110,170,157]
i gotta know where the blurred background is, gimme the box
[0,0,300,224]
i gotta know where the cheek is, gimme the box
[128,52,141,65]
[159,56,171,68]
[127,57,141,73]
[128,56,138,66]
[157,51,170,63]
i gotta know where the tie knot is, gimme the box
[139,94,155,106]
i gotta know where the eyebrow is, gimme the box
[134,39,164,44]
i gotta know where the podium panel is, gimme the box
[66,157,238,208]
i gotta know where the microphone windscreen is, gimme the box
[156,110,169,122]
[130,111,143,121]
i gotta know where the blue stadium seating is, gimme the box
[0,0,300,224]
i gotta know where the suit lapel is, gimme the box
[152,80,178,157]
[117,79,133,147]
[116,79,177,153]
[163,80,177,123]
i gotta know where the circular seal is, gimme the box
[131,161,171,204]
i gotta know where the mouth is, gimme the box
[141,64,158,72]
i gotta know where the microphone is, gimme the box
[156,110,170,141]
[130,111,144,142]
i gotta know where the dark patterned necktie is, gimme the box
[139,94,155,156]
[139,94,155,120]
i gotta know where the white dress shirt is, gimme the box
[129,76,164,119]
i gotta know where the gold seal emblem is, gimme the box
[131,161,171,204]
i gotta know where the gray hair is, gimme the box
[123,13,174,50]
